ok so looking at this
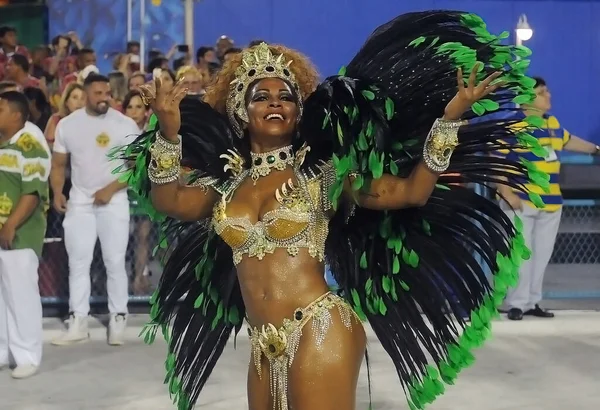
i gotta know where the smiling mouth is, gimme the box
[265,113,284,121]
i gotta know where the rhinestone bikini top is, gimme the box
[211,160,336,265]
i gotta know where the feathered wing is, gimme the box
[301,10,547,409]
[112,97,244,409]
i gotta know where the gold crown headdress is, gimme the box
[226,43,302,137]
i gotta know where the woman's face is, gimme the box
[66,88,85,114]
[125,95,147,128]
[181,72,202,95]
[160,71,174,90]
[246,77,299,141]
[128,75,145,90]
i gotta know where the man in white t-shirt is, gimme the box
[49,74,139,346]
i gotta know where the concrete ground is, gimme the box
[1,311,599,410]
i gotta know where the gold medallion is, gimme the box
[96,133,111,148]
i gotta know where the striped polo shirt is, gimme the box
[497,114,570,212]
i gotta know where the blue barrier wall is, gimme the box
[47,0,184,74]
[45,1,600,142]
[193,0,600,144]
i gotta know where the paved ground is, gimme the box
[1,311,599,410]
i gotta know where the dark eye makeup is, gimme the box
[251,90,294,102]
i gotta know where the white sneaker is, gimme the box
[51,314,90,346]
[108,314,127,346]
[11,365,38,379]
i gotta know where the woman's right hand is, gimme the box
[139,77,188,141]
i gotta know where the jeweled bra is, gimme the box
[209,149,336,265]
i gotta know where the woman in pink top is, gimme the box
[44,82,85,149]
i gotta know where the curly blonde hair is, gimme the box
[204,44,320,115]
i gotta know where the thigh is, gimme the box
[501,202,535,249]
[0,249,40,302]
[288,309,366,410]
[532,209,562,255]
[247,352,271,410]
[96,201,130,253]
[63,205,97,257]
[522,207,536,245]
[136,218,152,241]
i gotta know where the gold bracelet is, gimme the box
[422,118,465,173]
[148,131,182,185]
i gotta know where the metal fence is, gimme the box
[545,200,600,300]
[39,195,600,307]
[40,204,161,305]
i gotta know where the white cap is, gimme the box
[79,65,100,81]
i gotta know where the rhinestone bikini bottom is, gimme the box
[248,292,360,410]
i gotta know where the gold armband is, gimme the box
[148,131,182,185]
[422,118,465,173]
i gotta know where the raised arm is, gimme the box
[151,182,219,221]
[344,65,502,211]
[139,77,219,221]
[344,163,438,209]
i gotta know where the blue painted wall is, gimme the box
[47,0,184,74]
[46,0,599,143]
[193,0,600,143]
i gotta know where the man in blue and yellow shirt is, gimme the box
[497,77,600,320]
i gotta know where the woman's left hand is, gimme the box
[444,64,503,120]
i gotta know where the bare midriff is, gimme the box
[236,247,330,327]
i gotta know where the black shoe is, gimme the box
[524,304,555,318]
[507,308,524,321]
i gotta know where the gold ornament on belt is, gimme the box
[226,43,303,137]
[248,293,359,410]
[257,323,288,359]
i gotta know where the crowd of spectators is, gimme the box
[0,24,262,297]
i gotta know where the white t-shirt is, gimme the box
[53,108,139,205]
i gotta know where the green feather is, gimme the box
[385,97,395,120]
[408,36,427,47]
[193,293,204,309]
[360,252,368,269]
[392,256,400,274]
[361,90,375,100]
[382,276,392,293]
[524,115,544,128]
[478,99,500,112]
[528,192,545,208]
[471,102,485,116]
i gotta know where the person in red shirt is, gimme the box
[0,26,30,81]
[4,55,39,89]
[61,48,96,91]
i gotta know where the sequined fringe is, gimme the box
[248,292,360,410]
